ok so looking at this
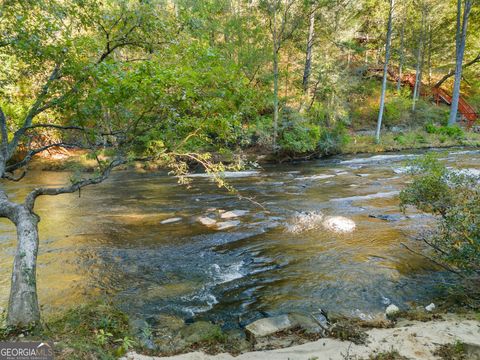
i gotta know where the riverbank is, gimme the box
[2,302,479,360]
[29,129,480,171]
[122,314,480,360]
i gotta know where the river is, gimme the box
[0,148,479,327]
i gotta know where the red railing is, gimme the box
[432,87,478,128]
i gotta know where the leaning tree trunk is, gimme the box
[375,0,395,143]
[7,206,41,327]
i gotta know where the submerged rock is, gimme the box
[330,191,400,202]
[197,216,217,227]
[215,220,241,230]
[178,321,223,345]
[187,170,261,178]
[285,211,324,233]
[369,214,406,222]
[160,217,182,224]
[153,314,185,331]
[289,312,326,334]
[323,216,356,233]
[220,210,249,219]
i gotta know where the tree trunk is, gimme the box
[427,24,432,85]
[448,0,472,126]
[417,25,427,101]
[273,46,279,150]
[302,10,315,93]
[7,206,41,327]
[375,0,394,143]
[412,8,425,112]
[272,1,279,151]
[397,18,405,92]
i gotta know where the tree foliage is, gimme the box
[400,154,480,276]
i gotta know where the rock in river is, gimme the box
[369,214,406,222]
[178,321,222,344]
[215,220,241,230]
[220,210,249,219]
[323,216,356,233]
[197,216,217,227]
[160,217,182,224]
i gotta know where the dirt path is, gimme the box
[122,317,480,360]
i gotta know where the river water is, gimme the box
[0,148,479,327]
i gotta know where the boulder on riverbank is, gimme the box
[245,313,327,342]
[245,315,292,341]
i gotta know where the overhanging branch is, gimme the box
[24,158,127,210]
[5,142,83,173]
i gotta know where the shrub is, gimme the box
[394,134,407,145]
[400,154,480,276]
[279,122,321,154]
[318,124,350,155]
[414,100,450,125]
[425,123,464,140]
[384,96,411,127]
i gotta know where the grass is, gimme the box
[342,130,480,155]
[1,302,134,360]
[433,341,469,360]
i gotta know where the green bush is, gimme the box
[400,154,480,276]
[318,124,350,155]
[279,122,321,154]
[414,100,450,125]
[425,123,464,139]
[394,134,407,145]
[384,96,411,127]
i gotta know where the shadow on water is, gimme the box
[0,148,478,326]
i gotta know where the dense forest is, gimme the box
[1,0,479,162]
[0,1,479,359]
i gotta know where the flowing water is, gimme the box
[0,148,479,326]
